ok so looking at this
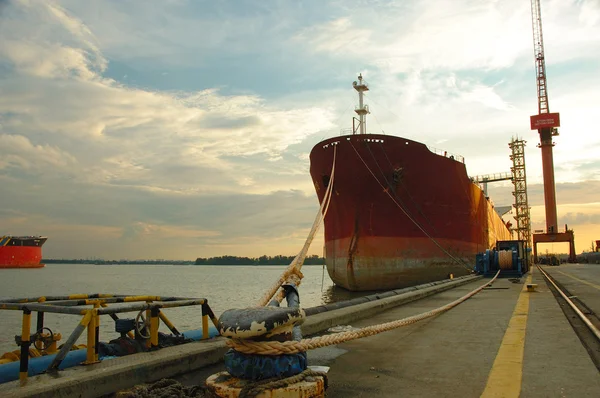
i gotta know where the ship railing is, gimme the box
[0,294,219,384]
[427,146,464,163]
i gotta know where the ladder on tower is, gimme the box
[509,138,532,265]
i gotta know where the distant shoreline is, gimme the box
[42,255,325,266]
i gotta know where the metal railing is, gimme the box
[0,294,218,384]
[470,172,513,183]
[426,146,464,163]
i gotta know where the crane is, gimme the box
[529,0,576,263]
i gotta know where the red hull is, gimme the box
[310,134,511,291]
[0,236,47,268]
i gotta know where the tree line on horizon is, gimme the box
[194,254,325,265]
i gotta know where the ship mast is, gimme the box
[353,74,370,134]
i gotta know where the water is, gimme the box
[0,263,366,353]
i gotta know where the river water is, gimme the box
[0,263,364,353]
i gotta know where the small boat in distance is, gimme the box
[309,75,511,291]
[0,236,47,268]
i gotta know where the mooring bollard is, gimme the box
[206,284,327,397]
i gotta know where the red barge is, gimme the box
[0,236,47,269]
[309,75,511,291]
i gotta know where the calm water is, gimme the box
[0,263,364,353]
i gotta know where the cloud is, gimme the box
[559,212,600,226]
[0,134,76,172]
[1,0,599,259]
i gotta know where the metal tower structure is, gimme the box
[509,138,531,263]
[352,74,370,134]
[529,0,576,262]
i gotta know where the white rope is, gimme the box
[256,145,338,307]
[230,271,499,355]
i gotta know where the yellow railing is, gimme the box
[0,294,218,385]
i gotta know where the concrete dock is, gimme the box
[314,265,600,397]
[2,266,600,397]
[177,265,600,397]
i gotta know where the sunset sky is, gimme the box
[1,0,599,260]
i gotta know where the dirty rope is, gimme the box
[229,271,500,355]
[116,378,207,398]
[239,369,328,397]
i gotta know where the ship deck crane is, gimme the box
[529,0,576,263]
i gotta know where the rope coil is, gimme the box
[498,250,513,270]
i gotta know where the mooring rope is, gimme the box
[256,145,338,307]
[228,271,499,355]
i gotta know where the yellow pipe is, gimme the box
[19,310,31,384]
[94,305,100,362]
[145,308,152,349]
[85,310,96,364]
[202,314,209,340]
[150,309,159,348]
[80,309,93,327]
[123,295,162,302]
[158,311,178,334]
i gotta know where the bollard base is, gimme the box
[206,371,325,398]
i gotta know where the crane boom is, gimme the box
[531,0,548,115]
[529,0,560,130]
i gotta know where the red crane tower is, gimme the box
[529,0,576,263]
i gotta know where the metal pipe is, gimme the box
[19,309,31,384]
[201,304,210,340]
[283,284,302,342]
[0,294,127,304]
[36,312,44,333]
[150,307,159,348]
[85,310,97,364]
[203,304,220,329]
[145,307,152,349]
[155,299,207,308]
[94,307,100,361]
[96,299,206,315]
[158,311,180,335]
[537,266,600,340]
[48,311,93,371]
[0,303,85,315]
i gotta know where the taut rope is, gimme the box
[229,271,499,355]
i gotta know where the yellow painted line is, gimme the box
[481,270,533,398]
[554,269,600,291]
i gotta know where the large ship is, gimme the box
[309,75,511,291]
[0,236,47,268]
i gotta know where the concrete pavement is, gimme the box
[312,269,600,397]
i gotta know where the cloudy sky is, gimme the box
[1,0,599,260]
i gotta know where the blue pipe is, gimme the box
[0,326,220,384]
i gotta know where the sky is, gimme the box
[0,0,599,260]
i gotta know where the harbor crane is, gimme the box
[529,0,576,262]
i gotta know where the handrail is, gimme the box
[426,146,464,163]
[0,293,219,384]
